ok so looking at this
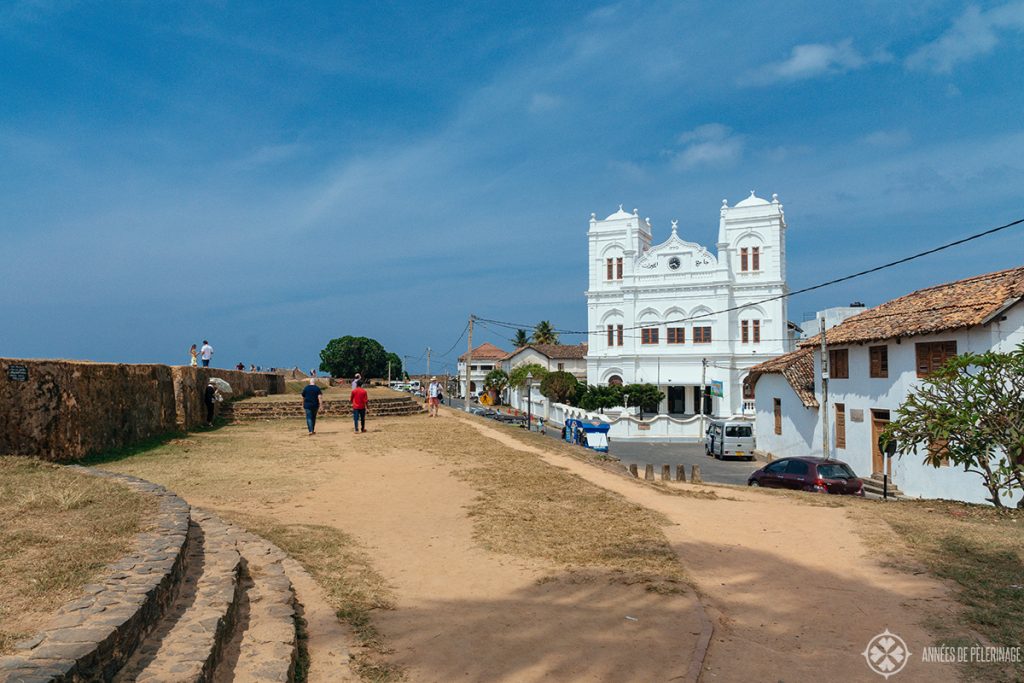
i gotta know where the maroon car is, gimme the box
[747,456,864,495]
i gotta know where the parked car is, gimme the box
[705,419,756,460]
[747,457,864,496]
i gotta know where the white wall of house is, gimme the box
[457,359,500,397]
[788,306,1024,505]
[585,193,791,420]
[752,374,818,459]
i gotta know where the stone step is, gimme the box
[212,523,298,683]
[113,513,243,683]
[862,477,902,498]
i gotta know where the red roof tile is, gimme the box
[747,348,818,408]
[458,342,509,362]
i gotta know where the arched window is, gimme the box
[608,375,624,386]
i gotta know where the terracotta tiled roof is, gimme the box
[747,348,818,408]
[458,342,509,362]
[799,266,1024,348]
[501,343,589,361]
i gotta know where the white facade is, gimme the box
[754,304,1024,506]
[586,192,792,420]
[502,344,588,415]
[798,305,866,338]
[457,343,506,398]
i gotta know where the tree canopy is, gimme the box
[532,321,559,345]
[386,352,403,379]
[883,344,1024,508]
[508,363,549,389]
[483,368,509,396]
[575,383,665,414]
[512,329,530,347]
[539,371,579,404]
[319,336,390,379]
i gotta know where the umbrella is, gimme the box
[208,377,233,394]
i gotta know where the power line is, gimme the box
[477,215,1024,336]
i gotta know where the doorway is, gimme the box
[871,409,891,476]
[667,386,686,414]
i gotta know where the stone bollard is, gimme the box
[690,464,703,484]
[661,465,671,481]
[676,464,686,482]
[628,463,639,478]
[644,464,655,481]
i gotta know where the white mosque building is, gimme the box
[585,191,795,419]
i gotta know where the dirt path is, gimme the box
[265,418,705,682]
[454,412,960,682]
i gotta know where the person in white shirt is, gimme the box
[200,340,214,367]
[427,377,442,417]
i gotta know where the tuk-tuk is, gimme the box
[563,418,611,453]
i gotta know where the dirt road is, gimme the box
[455,412,959,682]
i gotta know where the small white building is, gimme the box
[749,266,1024,505]
[457,342,508,398]
[798,304,867,339]
[501,343,588,413]
[585,193,795,422]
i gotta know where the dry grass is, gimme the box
[359,415,689,594]
[0,457,155,654]
[850,499,1024,682]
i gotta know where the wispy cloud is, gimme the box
[906,2,1024,73]
[741,39,889,85]
[672,124,744,170]
[859,129,911,148]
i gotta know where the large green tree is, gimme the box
[576,384,623,411]
[319,336,389,379]
[512,329,530,347]
[532,321,559,345]
[539,371,579,404]
[883,344,1024,508]
[508,363,549,390]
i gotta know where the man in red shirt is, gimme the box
[351,379,368,433]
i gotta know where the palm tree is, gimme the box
[512,329,529,347]
[532,320,559,345]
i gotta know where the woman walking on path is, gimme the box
[190,344,198,367]
[351,379,368,433]
[427,376,442,417]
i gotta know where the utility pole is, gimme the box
[820,316,831,461]
[464,315,474,412]
[426,347,431,380]
[700,357,708,436]
[387,361,391,387]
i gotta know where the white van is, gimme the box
[705,420,756,460]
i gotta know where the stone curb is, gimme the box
[0,469,191,683]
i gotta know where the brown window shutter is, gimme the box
[607,325,614,346]
[835,403,846,449]
[616,257,623,279]
[741,320,749,343]
[752,247,760,271]
[753,320,760,343]
[740,248,748,272]
[606,259,613,280]
[617,325,623,346]
[774,398,782,435]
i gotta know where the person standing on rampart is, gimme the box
[190,344,198,367]
[301,377,324,436]
[200,340,214,367]
[351,379,368,433]
[427,376,442,417]
[204,381,218,425]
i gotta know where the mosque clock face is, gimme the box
[668,256,681,270]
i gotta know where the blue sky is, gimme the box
[2,1,1022,374]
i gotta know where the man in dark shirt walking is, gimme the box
[301,378,324,435]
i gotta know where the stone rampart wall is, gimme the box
[0,358,284,460]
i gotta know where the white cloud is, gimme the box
[672,124,744,170]
[860,129,911,147]
[906,2,1024,73]
[527,92,562,114]
[741,39,888,85]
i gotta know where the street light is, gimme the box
[525,372,534,431]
